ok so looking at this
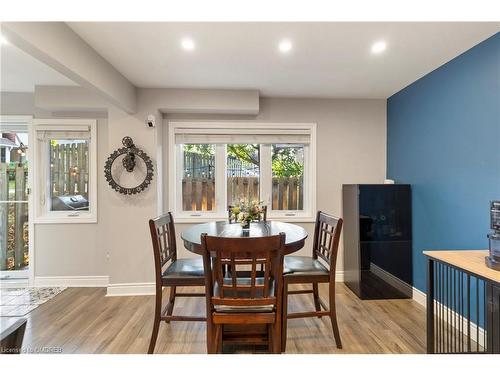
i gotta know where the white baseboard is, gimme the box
[30,270,341,295]
[106,282,155,297]
[34,276,109,287]
[29,271,343,296]
[412,286,486,347]
[412,287,427,307]
[105,272,344,296]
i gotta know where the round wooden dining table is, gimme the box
[181,220,308,255]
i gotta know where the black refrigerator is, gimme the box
[342,184,412,299]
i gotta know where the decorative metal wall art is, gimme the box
[104,136,154,195]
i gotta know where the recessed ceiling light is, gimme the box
[278,39,292,53]
[0,34,9,46]
[181,38,195,51]
[371,41,387,54]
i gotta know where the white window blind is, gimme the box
[174,127,311,144]
[0,115,32,132]
[35,125,91,141]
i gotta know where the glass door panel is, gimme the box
[0,130,29,277]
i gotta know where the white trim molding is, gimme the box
[412,287,486,347]
[412,286,427,307]
[106,272,344,296]
[335,271,344,282]
[106,282,156,297]
[29,272,345,296]
[34,275,109,287]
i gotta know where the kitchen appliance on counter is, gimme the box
[486,201,500,271]
[342,184,412,299]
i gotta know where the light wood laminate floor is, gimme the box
[18,283,426,354]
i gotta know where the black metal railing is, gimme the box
[427,259,488,353]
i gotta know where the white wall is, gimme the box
[164,97,387,273]
[1,90,386,291]
[34,117,109,280]
[103,104,160,286]
[0,92,51,117]
[1,92,110,283]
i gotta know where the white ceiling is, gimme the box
[68,22,499,98]
[0,43,76,92]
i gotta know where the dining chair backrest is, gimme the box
[149,212,177,281]
[312,211,343,275]
[227,205,267,223]
[201,233,285,308]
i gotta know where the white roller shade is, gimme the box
[36,125,91,141]
[175,127,311,144]
[0,116,31,132]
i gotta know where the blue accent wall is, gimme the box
[387,32,500,292]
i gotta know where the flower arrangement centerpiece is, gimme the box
[230,199,265,229]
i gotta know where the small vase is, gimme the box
[241,221,251,230]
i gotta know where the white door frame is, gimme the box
[0,115,34,287]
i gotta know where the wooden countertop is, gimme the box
[423,250,500,284]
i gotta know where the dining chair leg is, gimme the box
[206,321,216,354]
[281,281,289,352]
[148,289,162,354]
[328,283,342,349]
[312,283,322,317]
[267,324,273,353]
[165,286,176,323]
[216,325,223,353]
[272,320,282,354]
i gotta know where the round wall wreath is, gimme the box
[104,136,154,195]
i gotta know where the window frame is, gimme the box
[168,122,316,223]
[33,119,97,224]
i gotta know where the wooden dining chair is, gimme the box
[281,211,343,351]
[228,204,268,277]
[228,205,267,223]
[148,212,206,354]
[201,233,286,354]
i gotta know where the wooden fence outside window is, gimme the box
[0,164,28,271]
[50,142,89,199]
[182,176,303,212]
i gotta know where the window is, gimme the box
[181,144,216,212]
[169,122,316,222]
[33,119,97,223]
[227,144,261,204]
[271,144,304,211]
